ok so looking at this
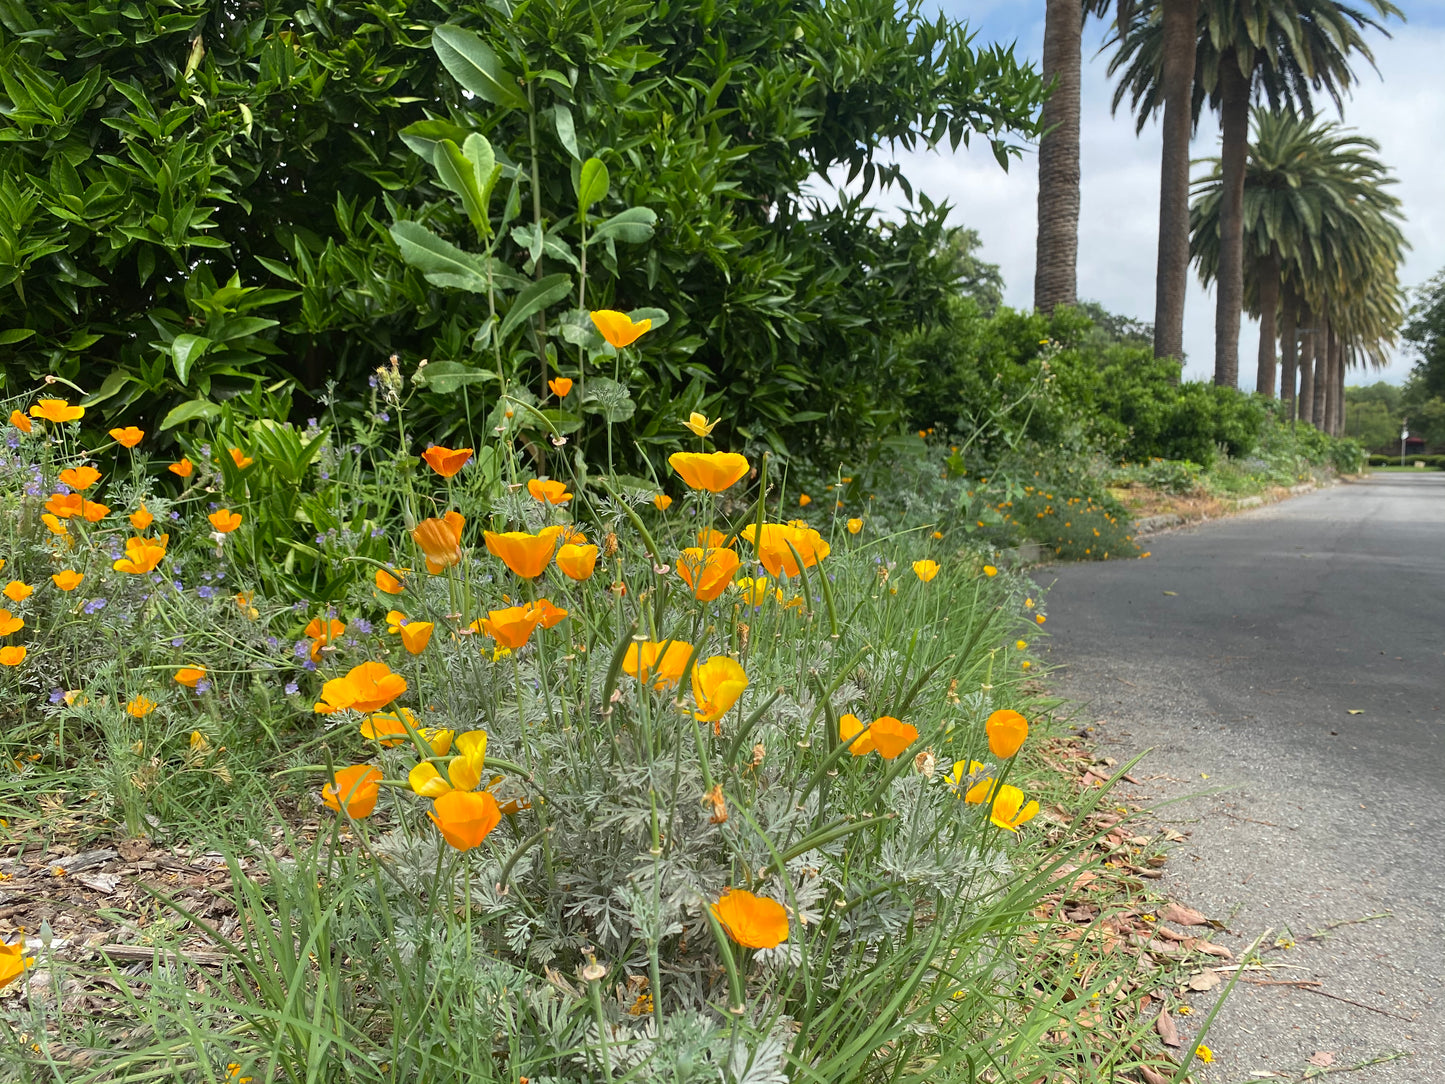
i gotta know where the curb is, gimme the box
[1133,477,1329,538]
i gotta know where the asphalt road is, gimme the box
[1042,473,1445,1083]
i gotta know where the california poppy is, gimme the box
[360,707,425,747]
[986,784,1039,832]
[652,494,673,511]
[668,451,750,493]
[556,542,598,581]
[428,789,502,851]
[126,694,158,718]
[59,466,100,491]
[685,412,719,437]
[130,505,154,530]
[548,376,573,397]
[44,493,82,519]
[590,309,652,348]
[400,620,434,654]
[622,640,693,689]
[847,518,863,534]
[483,526,563,579]
[526,478,572,504]
[30,399,84,424]
[985,709,1028,759]
[422,445,473,478]
[228,448,253,469]
[9,410,32,433]
[839,713,874,756]
[169,458,194,478]
[3,582,33,603]
[375,567,406,594]
[40,513,68,537]
[0,937,34,990]
[798,493,812,506]
[314,660,407,714]
[305,616,346,644]
[51,570,83,591]
[0,646,26,667]
[741,523,830,578]
[479,604,544,650]
[867,716,918,760]
[676,547,740,602]
[531,599,568,628]
[110,426,144,448]
[445,730,489,791]
[913,559,940,583]
[0,610,22,635]
[208,509,242,533]
[692,656,748,724]
[711,888,788,949]
[413,511,465,574]
[322,765,382,819]
[113,535,168,575]
[983,565,998,577]
[174,666,207,687]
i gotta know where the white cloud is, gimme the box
[816,19,1445,389]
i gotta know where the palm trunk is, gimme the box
[1279,283,1298,419]
[1154,0,1200,369]
[1213,49,1251,388]
[1297,306,1315,426]
[1334,341,1347,435]
[1312,315,1331,429]
[1034,0,1082,315]
[1255,248,1280,397]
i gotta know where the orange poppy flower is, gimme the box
[359,707,417,747]
[548,376,573,397]
[126,694,158,718]
[80,499,108,522]
[400,621,434,654]
[985,784,1039,832]
[912,559,940,582]
[168,458,193,478]
[0,936,34,989]
[556,542,598,581]
[479,604,544,650]
[667,451,750,493]
[985,709,1028,759]
[622,640,693,689]
[322,765,382,819]
[412,511,465,574]
[839,713,875,756]
[710,888,789,949]
[207,509,242,533]
[428,789,502,851]
[314,660,407,714]
[40,513,68,537]
[59,466,100,491]
[113,535,168,575]
[305,617,346,643]
[0,646,26,667]
[483,526,563,579]
[867,716,918,760]
[174,666,207,688]
[30,399,84,424]
[9,410,32,433]
[652,493,673,511]
[129,505,154,530]
[590,309,652,348]
[526,478,572,504]
[676,547,741,602]
[110,426,144,448]
[51,570,83,591]
[228,448,253,469]
[847,518,863,534]
[44,493,81,519]
[422,445,473,478]
[3,582,33,603]
[692,656,748,725]
[531,599,568,628]
[375,568,405,594]
[0,610,22,636]
[740,523,830,578]
[798,493,811,506]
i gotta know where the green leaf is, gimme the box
[414,360,498,395]
[83,368,131,407]
[399,118,473,166]
[462,133,500,220]
[170,333,211,385]
[432,25,528,112]
[389,221,490,293]
[576,158,609,214]
[588,206,657,245]
[0,328,34,345]
[435,138,488,238]
[551,104,580,161]
[498,273,572,342]
[159,398,222,430]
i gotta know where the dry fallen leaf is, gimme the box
[1307,1052,1336,1068]
[1160,902,1209,927]
[1140,1066,1171,1084]
[1188,970,1222,992]
[1156,1006,1181,1047]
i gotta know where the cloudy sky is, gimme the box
[834,1,1445,388]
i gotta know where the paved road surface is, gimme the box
[1042,474,1444,1083]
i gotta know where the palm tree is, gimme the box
[1190,109,1405,424]
[1110,0,1400,387]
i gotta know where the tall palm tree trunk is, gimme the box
[1035,0,1083,314]
[1279,284,1298,419]
[1154,0,1199,368]
[1255,248,1280,397]
[1313,315,1332,428]
[1333,342,1347,435]
[1213,50,1251,388]
[1298,306,1315,426]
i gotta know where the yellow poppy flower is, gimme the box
[985,709,1028,758]
[526,478,573,504]
[51,570,83,591]
[590,309,652,348]
[668,451,750,493]
[912,559,940,582]
[129,505,154,530]
[652,493,673,511]
[847,518,863,534]
[483,526,563,579]
[685,411,719,437]
[30,399,84,423]
[692,656,748,725]
[556,542,598,581]
[0,646,27,667]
